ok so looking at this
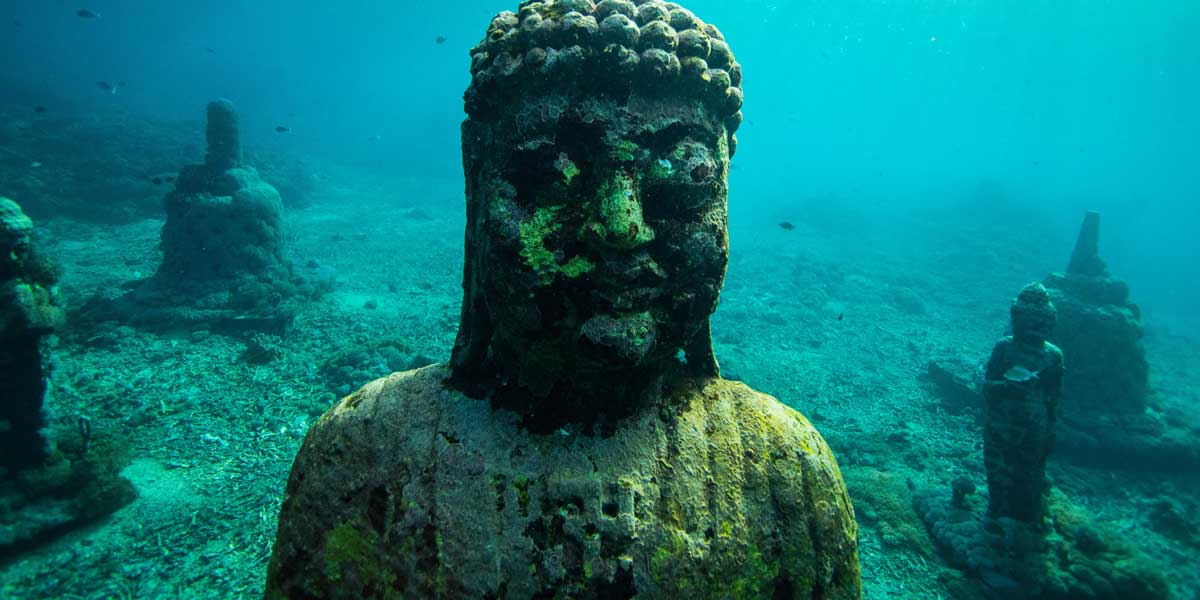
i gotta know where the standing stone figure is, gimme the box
[915,283,1167,599]
[265,2,860,598]
[1,198,135,556]
[0,198,62,475]
[981,283,1064,526]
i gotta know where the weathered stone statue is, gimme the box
[1044,211,1148,416]
[85,99,318,334]
[0,197,62,475]
[1,197,135,556]
[915,283,1167,599]
[265,2,860,597]
[981,283,1063,527]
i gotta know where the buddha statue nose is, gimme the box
[581,172,656,250]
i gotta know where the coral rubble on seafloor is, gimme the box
[915,283,1168,599]
[0,197,135,558]
[81,99,325,336]
[263,2,861,597]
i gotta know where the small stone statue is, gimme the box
[1,198,135,555]
[0,197,62,475]
[915,283,1167,598]
[265,2,860,597]
[981,283,1063,526]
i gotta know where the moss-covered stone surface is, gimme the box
[265,365,860,598]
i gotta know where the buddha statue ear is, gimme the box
[450,121,494,385]
[684,318,719,377]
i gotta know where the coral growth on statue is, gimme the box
[264,2,861,598]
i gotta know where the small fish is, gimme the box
[1003,366,1039,383]
[151,177,163,185]
[366,135,382,142]
[30,161,42,168]
[96,81,117,94]
[34,105,47,113]
[77,9,99,19]
[837,313,844,321]
[435,35,447,44]
[275,126,291,133]
[778,221,795,231]
[204,47,216,54]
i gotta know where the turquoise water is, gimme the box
[1,1,1198,598]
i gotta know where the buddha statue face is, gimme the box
[451,1,743,410]
[1011,283,1057,347]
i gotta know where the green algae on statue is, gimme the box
[265,1,860,598]
[1,197,135,557]
[915,283,1168,600]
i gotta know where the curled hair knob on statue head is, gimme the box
[464,0,744,155]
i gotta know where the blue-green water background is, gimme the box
[3,0,1197,321]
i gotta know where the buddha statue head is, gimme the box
[1011,282,1057,348]
[449,0,743,424]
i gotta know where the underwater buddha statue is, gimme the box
[914,284,1167,598]
[265,1,861,598]
[982,283,1064,526]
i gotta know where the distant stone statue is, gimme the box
[265,2,861,598]
[981,283,1063,526]
[915,283,1167,599]
[85,99,319,334]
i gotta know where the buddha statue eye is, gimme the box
[689,162,715,183]
[506,146,562,187]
